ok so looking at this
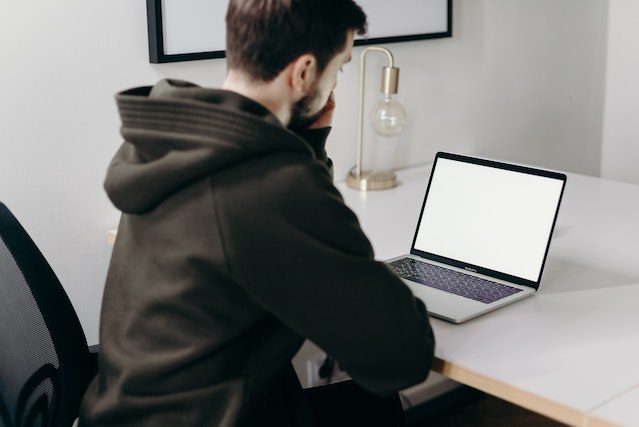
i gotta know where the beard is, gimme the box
[288,82,324,130]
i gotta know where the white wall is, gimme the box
[0,0,608,345]
[601,0,639,185]
[333,0,609,180]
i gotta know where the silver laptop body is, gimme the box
[386,152,567,323]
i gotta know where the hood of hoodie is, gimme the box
[105,79,315,214]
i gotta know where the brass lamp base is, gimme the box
[346,168,397,191]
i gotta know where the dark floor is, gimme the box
[405,387,565,427]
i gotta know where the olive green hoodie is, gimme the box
[79,79,435,427]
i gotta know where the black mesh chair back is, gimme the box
[0,203,94,427]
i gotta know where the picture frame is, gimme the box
[147,0,453,64]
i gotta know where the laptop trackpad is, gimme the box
[401,278,531,323]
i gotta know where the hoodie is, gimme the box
[79,79,435,427]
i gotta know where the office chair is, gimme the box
[0,203,98,427]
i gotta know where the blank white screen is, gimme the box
[358,0,448,39]
[414,158,564,282]
[160,0,449,56]
[163,0,226,54]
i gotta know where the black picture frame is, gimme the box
[147,0,453,64]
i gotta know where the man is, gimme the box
[79,0,435,426]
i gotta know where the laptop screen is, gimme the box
[412,154,566,287]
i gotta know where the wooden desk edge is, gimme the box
[585,415,620,427]
[432,358,589,427]
[107,229,117,246]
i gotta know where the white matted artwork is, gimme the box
[147,0,452,63]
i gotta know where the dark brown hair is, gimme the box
[226,0,367,82]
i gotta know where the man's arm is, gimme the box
[215,158,435,396]
[289,91,336,178]
[294,127,334,179]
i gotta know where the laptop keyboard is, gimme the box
[387,258,522,304]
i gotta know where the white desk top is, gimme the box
[336,165,639,426]
[590,386,639,427]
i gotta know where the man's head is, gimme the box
[225,0,367,127]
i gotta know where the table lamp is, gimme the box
[347,46,406,191]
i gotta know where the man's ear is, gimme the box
[290,54,318,96]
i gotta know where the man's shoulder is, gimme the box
[217,151,334,196]
[211,149,371,261]
[211,152,345,227]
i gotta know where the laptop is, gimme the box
[386,152,567,323]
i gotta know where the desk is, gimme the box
[336,165,639,427]
[590,386,639,427]
[107,164,639,425]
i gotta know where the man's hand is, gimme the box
[308,92,336,129]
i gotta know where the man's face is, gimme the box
[288,31,355,129]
